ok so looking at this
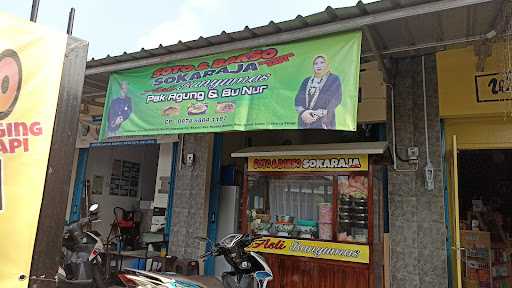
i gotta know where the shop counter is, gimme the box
[234,146,387,288]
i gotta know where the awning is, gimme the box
[231,141,388,157]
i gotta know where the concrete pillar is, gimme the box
[387,55,448,288]
[169,134,214,259]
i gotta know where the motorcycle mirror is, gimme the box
[89,203,99,212]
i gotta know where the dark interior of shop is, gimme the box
[459,149,512,236]
[458,149,512,286]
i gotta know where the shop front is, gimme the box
[229,143,387,287]
[65,115,181,272]
[80,7,396,285]
[438,41,512,288]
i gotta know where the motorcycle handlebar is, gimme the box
[241,234,261,246]
[200,234,260,259]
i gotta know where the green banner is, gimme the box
[99,31,362,140]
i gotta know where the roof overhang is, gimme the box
[231,141,388,157]
[80,0,504,115]
[85,0,498,76]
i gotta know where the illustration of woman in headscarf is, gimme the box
[294,55,342,129]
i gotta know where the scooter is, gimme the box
[56,203,107,288]
[116,233,273,288]
[209,234,273,288]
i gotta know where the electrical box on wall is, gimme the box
[407,147,419,162]
[185,153,194,166]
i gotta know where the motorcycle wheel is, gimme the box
[222,274,238,288]
[239,275,255,288]
[92,264,107,288]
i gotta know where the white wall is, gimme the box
[147,143,173,232]
[153,143,172,208]
[86,144,159,238]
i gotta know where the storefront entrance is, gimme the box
[455,149,512,288]
[446,118,512,288]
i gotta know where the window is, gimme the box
[248,175,333,240]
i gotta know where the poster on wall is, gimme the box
[99,31,362,140]
[92,175,104,195]
[110,159,140,197]
[0,12,67,287]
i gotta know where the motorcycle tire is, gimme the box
[92,265,107,288]
[222,274,238,288]
[239,275,255,288]
[222,274,255,288]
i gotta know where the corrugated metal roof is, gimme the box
[85,0,500,69]
[85,0,408,68]
[82,0,503,107]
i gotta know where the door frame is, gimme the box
[443,117,512,288]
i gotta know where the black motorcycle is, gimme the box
[204,234,273,288]
[117,233,273,288]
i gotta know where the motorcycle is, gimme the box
[208,233,273,288]
[56,203,107,288]
[116,233,273,288]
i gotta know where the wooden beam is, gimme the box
[28,36,88,288]
[84,77,107,89]
[83,91,105,98]
[83,99,105,107]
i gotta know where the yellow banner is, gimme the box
[0,12,67,287]
[248,154,368,172]
[247,237,369,263]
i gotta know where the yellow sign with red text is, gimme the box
[246,237,370,263]
[248,154,368,172]
[0,12,67,287]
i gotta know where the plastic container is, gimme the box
[352,227,368,243]
[353,213,368,221]
[339,205,352,213]
[319,223,332,240]
[338,212,350,220]
[338,219,351,233]
[275,215,295,224]
[297,219,317,227]
[319,203,333,223]
[352,206,368,214]
[353,198,368,207]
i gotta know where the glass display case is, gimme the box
[233,148,388,288]
[337,175,369,243]
[244,172,371,245]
